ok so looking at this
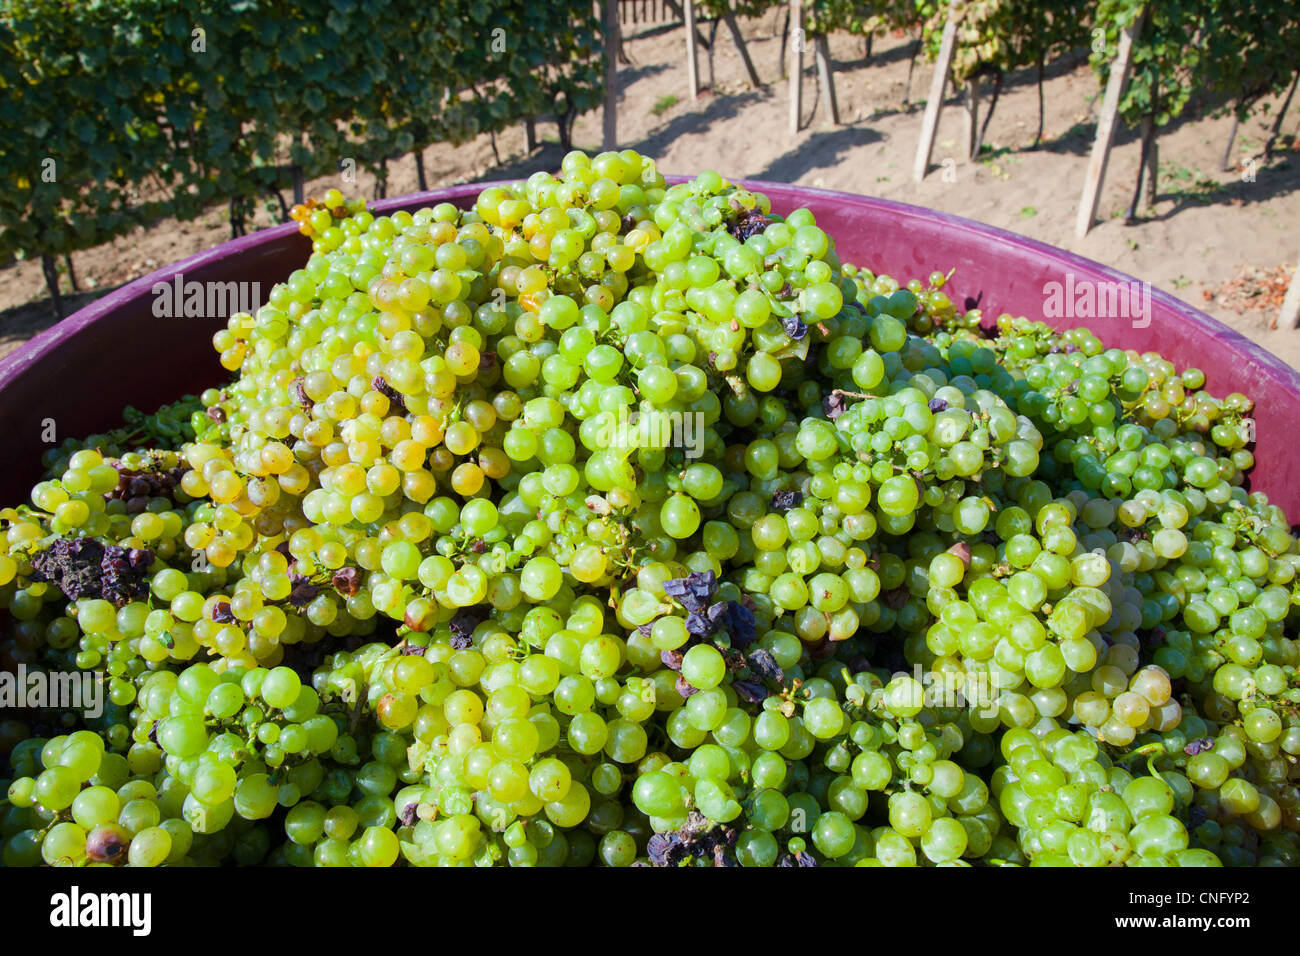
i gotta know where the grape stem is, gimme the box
[348,685,366,735]
[1126,742,1167,784]
[724,374,750,401]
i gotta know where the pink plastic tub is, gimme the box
[2,181,1298,518]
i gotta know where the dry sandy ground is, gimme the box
[2,13,1297,368]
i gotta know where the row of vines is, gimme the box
[658,2,1296,193]
[777,0,1296,152]
[0,0,604,313]
[4,1,1297,317]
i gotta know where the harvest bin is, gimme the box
[2,181,1299,520]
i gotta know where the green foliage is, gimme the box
[1091,0,1204,127]
[698,0,778,18]
[1197,0,1300,120]
[806,0,932,39]
[1092,0,1299,128]
[878,0,1297,135]
[919,0,1091,86]
[0,0,602,264]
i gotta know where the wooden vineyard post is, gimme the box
[912,13,958,182]
[603,0,619,149]
[685,0,700,100]
[665,0,712,52]
[1280,256,1300,330]
[1075,17,1141,238]
[788,0,804,138]
[814,33,840,126]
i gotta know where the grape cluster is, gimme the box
[3,151,1299,868]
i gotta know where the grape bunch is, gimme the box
[3,150,1298,868]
